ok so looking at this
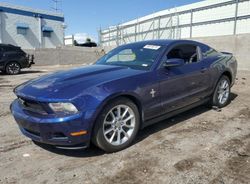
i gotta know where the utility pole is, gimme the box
[51,0,62,12]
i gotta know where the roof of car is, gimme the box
[0,44,18,47]
[122,39,202,47]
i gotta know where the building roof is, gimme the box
[0,2,64,22]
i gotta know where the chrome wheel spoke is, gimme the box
[109,131,116,143]
[104,127,114,135]
[110,111,116,120]
[224,82,229,89]
[123,115,134,123]
[218,93,223,103]
[104,120,113,125]
[123,123,134,129]
[117,106,121,117]
[122,107,129,118]
[116,130,121,144]
[222,81,227,89]
[122,129,129,139]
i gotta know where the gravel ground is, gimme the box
[0,65,249,184]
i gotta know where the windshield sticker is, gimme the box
[143,45,161,50]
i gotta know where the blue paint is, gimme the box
[0,6,64,22]
[10,40,238,149]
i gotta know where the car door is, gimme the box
[157,42,210,113]
[0,47,4,61]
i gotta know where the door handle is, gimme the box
[201,68,207,73]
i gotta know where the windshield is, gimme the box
[96,43,165,70]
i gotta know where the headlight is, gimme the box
[49,103,78,114]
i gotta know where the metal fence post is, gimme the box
[108,28,111,47]
[190,9,193,38]
[116,25,119,46]
[153,16,155,39]
[98,28,102,47]
[234,0,239,35]
[158,16,161,39]
[135,19,138,42]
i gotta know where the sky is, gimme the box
[1,0,200,41]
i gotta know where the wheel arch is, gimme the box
[102,93,143,123]
[221,70,232,84]
[90,92,144,137]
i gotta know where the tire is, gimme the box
[211,75,231,108]
[92,97,140,152]
[5,61,21,75]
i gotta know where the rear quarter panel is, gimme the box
[209,53,237,89]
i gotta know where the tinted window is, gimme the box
[167,44,200,64]
[43,32,51,37]
[17,28,27,35]
[3,46,18,52]
[201,45,218,58]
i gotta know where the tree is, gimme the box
[86,38,91,43]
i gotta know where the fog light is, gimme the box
[70,130,87,136]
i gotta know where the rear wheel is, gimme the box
[92,98,140,152]
[211,75,231,108]
[5,61,21,75]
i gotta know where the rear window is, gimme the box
[2,46,25,53]
[201,45,218,58]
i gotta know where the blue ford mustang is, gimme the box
[11,40,237,152]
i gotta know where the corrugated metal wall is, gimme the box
[100,0,250,47]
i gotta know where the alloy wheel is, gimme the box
[217,79,230,105]
[103,105,136,146]
[7,62,20,74]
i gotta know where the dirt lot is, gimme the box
[0,65,249,184]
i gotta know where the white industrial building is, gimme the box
[100,0,250,47]
[0,2,65,49]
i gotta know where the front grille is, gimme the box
[18,98,48,115]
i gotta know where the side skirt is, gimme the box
[141,98,210,129]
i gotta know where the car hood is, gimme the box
[15,64,144,101]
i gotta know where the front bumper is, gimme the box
[11,99,92,147]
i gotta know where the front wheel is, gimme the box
[92,98,140,152]
[211,75,231,108]
[5,61,21,75]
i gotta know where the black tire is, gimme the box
[5,61,21,75]
[92,97,140,152]
[211,75,231,108]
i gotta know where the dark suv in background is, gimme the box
[0,44,34,75]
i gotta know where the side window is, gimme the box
[167,44,201,64]
[17,28,27,35]
[43,31,51,37]
[202,46,218,58]
[107,49,136,63]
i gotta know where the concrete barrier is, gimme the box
[25,33,250,70]
[24,46,105,66]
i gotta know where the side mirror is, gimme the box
[163,58,185,67]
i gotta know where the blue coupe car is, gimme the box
[11,40,237,152]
